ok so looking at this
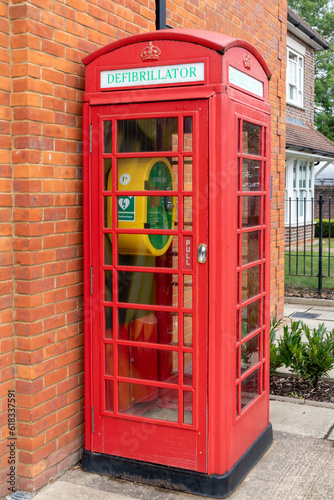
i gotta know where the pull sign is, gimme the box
[183,236,193,270]
[197,244,207,264]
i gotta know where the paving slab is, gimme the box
[306,310,334,321]
[33,432,334,500]
[269,400,334,438]
[283,304,310,315]
[306,305,334,312]
[32,481,125,500]
[328,427,334,441]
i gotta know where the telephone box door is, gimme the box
[89,100,208,472]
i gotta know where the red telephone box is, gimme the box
[82,29,272,497]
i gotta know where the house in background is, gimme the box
[285,8,334,240]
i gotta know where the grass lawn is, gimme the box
[285,246,334,290]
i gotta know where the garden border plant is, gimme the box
[270,318,334,388]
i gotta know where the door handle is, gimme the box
[198,244,207,263]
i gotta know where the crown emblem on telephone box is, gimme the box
[243,53,251,70]
[141,42,161,61]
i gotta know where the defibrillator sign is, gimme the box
[118,196,135,222]
[101,62,205,89]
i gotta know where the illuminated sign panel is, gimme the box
[100,62,205,89]
[229,66,264,97]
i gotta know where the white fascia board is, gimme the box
[287,36,306,56]
[286,149,334,162]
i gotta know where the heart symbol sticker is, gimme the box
[118,198,130,210]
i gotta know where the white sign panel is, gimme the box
[100,62,205,89]
[229,66,263,97]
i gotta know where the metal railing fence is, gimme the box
[286,195,332,293]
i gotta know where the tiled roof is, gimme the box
[286,123,334,158]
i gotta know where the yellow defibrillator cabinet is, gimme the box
[108,157,175,256]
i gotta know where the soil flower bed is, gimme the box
[270,374,334,404]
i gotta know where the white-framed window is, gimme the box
[287,48,304,107]
[285,157,314,225]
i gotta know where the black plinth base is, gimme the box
[82,423,273,498]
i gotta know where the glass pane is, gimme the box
[242,231,260,265]
[105,380,114,412]
[241,300,260,338]
[236,347,240,378]
[236,385,240,417]
[183,197,193,230]
[118,346,178,384]
[104,158,112,190]
[105,344,114,376]
[183,157,193,191]
[117,118,178,152]
[241,368,259,410]
[238,119,241,153]
[241,335,259,374]
[105,270,113,303]
[242,122,261,155]
[118,384,178,422]
[104,121,112,154]
[118,272,178,306]
[184,391,193,424]
[117,309,178,346]
[289,52,297,62]
[242,160,261,191]
[117,157,177,192]
[105,233,112,265]
[183,275,192,309]
[241,265,260,302]
[183,117,193,152]
[184,353,193,386]
[237,272,240,304]
[117,235,178,268]
[236,310,240,342]
[184,314,193,347]
[242,196,260,227]
[105,307,113,338]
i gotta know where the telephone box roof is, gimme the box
[82,29,271,79]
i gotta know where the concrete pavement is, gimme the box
[19,299,334,500]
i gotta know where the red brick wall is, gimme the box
[284,224,315,246]
[0,0,14,497]
[314,185,334,219]
[0,0,286,495]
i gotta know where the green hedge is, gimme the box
[315,219,334,238]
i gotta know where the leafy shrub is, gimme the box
[278,321,334,388]
[299,323,334,388]
[278,321,304,374]
[315,219,334,238]
[269,317,283,374]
